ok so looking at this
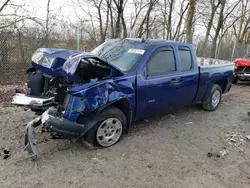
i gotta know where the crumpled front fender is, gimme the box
[64,78,135,121]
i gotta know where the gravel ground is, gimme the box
[0,84,250,188]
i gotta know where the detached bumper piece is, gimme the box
[12,93,54,109]
[24,116,42,160]
[24,107,85,159]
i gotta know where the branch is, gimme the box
[0,0,11,13]
[223,0,241,22]
[0,17,40,29]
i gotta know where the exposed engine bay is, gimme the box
[12,57,113,112]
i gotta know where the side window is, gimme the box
[147,47,176,77]
[179,47,192,71]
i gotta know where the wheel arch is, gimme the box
[214,79,228,93]
[96,98,132,131]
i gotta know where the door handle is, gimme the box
[170,78,180,84]
[170,78,180,83]
[157,84,164,87]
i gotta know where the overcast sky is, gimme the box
[1,0,209,41]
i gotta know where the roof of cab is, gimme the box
[122,38,193,47]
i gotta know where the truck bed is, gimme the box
[197,57,233,66]
[195,57,234,102]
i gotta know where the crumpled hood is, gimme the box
[62,52,123,76]
[35,48,82,61]
[31,48,83,77]
[32,48,123,77]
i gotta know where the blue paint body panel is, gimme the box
[30,40,234,123]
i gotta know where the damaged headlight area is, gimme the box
[32,50,55,68]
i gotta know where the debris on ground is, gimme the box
[216,154,220,158]
[50,133,65,139]
[207,152,213,157]
[185,122,193,125]
[246,135,250,141]
[225,132,246,152]
[207,152,221,158]
[207,150,228,158]
[3,154,10,160]
[1,149,11,160]
[169,114,176,118]
[147,164,153,168]
[3,149,10,155]
[219,150,228,157]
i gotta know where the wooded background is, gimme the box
[0,0,249,84]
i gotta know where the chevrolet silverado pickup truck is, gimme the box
[233,53,250,83]
[12,38,234,159]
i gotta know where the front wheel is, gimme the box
[83,106,127,147]
[202,84,222,111]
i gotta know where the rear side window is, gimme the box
[179,47,192,71]
[147,47,176,77]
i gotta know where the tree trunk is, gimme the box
[45,0,52,48]
[185,0,196,43]
[121,13,127,38]
[167,0,175,40]
[163,0,167,39]
[200,0,221,55]
[114,0,124,38]
[211,0,226,58]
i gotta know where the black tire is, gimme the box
[202,84,222,111]
[82,106,127,147]
[232,77,238,84]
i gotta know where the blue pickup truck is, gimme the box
[12,38,234,158]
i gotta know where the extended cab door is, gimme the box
[176,46,199,106]
[136,46,181,119]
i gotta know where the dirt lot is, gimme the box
[0,84,250,188]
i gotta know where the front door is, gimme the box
[136,46,181,119]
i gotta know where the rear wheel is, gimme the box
[83,106,127,147]
[202,84,222,111]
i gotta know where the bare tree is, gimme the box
[166,0,175,39]
[185,0,196,43]
[129,0,151,37]
[137,0,158,38]
[172,0,189,40]
[234,0,250,43]
[45,0,52,47]
[200,0,221,55]
[211,0,241,57]
[0,0,11,13]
